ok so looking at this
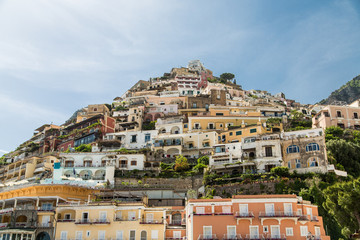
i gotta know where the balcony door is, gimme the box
[173,231,181,239]
[249,226,259,239]
[203,226,212,239]
[227,226,236,239]
[146,213,154,223]
[75,231,82,240]
[265,204,275,216]
[239,204,248,216]
[271,226,280,238]
[284,203,292,216]
[42,215,50,227]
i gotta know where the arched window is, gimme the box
[295,159,301,169]
[308,158,319,167]
[140,231,147,240]
[306,143,320,152]
[286,145,299,154]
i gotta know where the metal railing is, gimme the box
[235,212,254,218]
[139,219,163,224]
[244,234,264,240]
[264,234,286,240]
[198,234,218,240]
[223,234,242,240]
[259,211,299,218]
[92,218,110,224]
[38,223,53,228]
[57,219,75,222]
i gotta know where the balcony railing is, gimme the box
[92,219,110,224]
[214,212,233,216]
[244,234,264,240]
[198,234,218,240]
[168,219,185,226]
[223,234,242,240]
[139,219,163,224]
[259,211,299,218]
[38,207,55,212]
[193,212,213,216]
[57,219,75,222]
[14,222,37,228]
[264,234,286,240]
[235,212,254,218]
[38,223,53,228]
[75,219,91,224]
[298,215,319,222]
[114,217,138,221]
[0,223,8,228]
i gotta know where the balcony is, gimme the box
[244,235,264,240]
[198,235,218,240]
[193,212,213,216]
[259,211,299,218]
[38,223,53,228]
[75,219,91,224]
[0,208,14,214]
[264,234,286,240]
[14,222,37,228]
[213,210,233,215]
[92,219,110,224]
[139,219,163,224]
[235,212,254,218]
[38,206,55,212]
[168,219,185,226]
[223,234,242,240]
[114,217,137,221]
[57,219,75,222]
[298,215,319,222]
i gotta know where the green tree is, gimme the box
[75,144,92,152]
[174,155,190,172]
[325,126,344,141]
[220,73,235,82]
[326,139,360,177]
[323,178,360,237]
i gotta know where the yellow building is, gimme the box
[0,184,95,240]
[55,201,166,240]
[219,122,282,143]
[0,155,58,184]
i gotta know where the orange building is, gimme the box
[186,195,330,240]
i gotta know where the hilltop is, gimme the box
[319,74,360,105]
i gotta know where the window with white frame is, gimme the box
[203,226,212,239]
[98,231,105,240]
[300,226,308,236]
[222,206,231,214]
[75,231,83,240]
[116,231,123,240]
[263,226,268,233]
[60,232,67,240]
[151,230,158,240]
[285,228,293,236]
[227,226,236,238]
[196,207,205,214]
[315,227,321,237]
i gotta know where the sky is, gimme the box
[0,0,359,153]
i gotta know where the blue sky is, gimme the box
[0,0,359,153]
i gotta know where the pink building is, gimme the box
[312,104,360,129]
[186,195,330,240]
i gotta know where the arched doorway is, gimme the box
[140,231,147,240]
[36,232,51,240]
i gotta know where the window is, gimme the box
[315,227,321,237]
[151,230,158,240]
[337,111,342,118]
[229,132,233,136]
[194,123,200,129]
[216,113,224,116]
[131,135,137,143]
[131,161,137,166]
[75,232,83,240]
[287,161,291,169]
[265,204,275,216]
[203,226,212,239]
[285,228,293,236]
[355,112,359,119]
[227,226,236,238]
[236,131,242,136]
[324,112,330,117]
[86,231,90,237]
[116,231,123,240]
[82,212,89,222]
[60,232,67,240]
[265,147,273,157]
[140,231,147,240]
[208,123,214,129]
[64,214,71,220]
[249,226,259,239]
[308,158,318,167]
[184,124,188,128]
[145,134,151,142]
[239,204,248,216]
[220,124,223,128]
[263,226,268,233]
[300,226,308,236]
[196,207,205,214]
[295,159,301,168]
[99,212,107,222]
[306,143,319,152]
[222,206,231,214]
[192,103,197,108]
[250,128,257,133]
[130,230,135,240]
[286,145,299,154]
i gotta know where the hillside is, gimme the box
[319,74,360,105]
